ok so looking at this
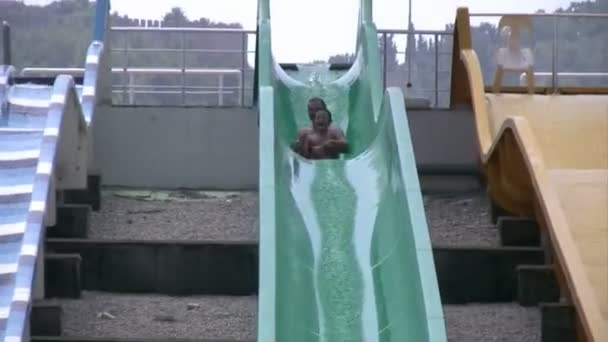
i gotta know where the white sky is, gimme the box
[24,0,578,62]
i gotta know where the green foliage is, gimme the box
[0,0,249,105]
[1,0,94,67]
[1,0,245,69]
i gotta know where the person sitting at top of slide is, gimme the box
[294,109,349,160]
[307,96,327,121]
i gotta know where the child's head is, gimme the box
[307,97,327,121]
[313,109,332,133]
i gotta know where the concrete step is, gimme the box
[516,265,560,307]
[63,174,102,212]
[45,254,82,299]
[32,303,62,336]
[45,239,257,296]
[47,204,91,239]
[498,217,541,247]
[45,238,547,302]
[539,302,577,342]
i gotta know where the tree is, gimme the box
[162,7,188,27]
[378,33,398,70]
[328,53,355,64]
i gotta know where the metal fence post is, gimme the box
[553,16,560,92]
[2,21,11,66]
[181,31,186,105]
[241,32,247,106]
[128,72,135,105]
[551,16,558,91]
[123,32,129,104]
[382,32,388,89]
[218,74,224,106]
[434,33,439,107]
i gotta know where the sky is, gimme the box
[23,0,578,62]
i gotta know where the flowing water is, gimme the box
[284,64,374,341]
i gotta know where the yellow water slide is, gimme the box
[450,8,607,342]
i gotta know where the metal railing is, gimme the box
[6,13,608,108]
[112,67,243,106]
[2,21,10,65]
[520,72,608,87]
[20,67,244,106]
[378,29,453,108]
[469,12,608,91]
[110,26,255,106]
[108,26,454,108]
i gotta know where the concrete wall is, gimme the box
[407,108,478,170]
[92,106,478,190]
[92,106,259,190]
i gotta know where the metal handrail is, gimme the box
[111,48,250,54]
[20,67,85,76]
[20,66,245,106]
[470,12,608,18]
[520,72,608,86]
[112,26,256,34]
[114,84,244,89]
[21,67,244,76]
[378,29,452,35]
[526,72,608,77]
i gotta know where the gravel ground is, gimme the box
[90,189,498,246]
[424,191,499,247]
[89,189,258,241]
[46,291,257,340]
[51,292,539,341]
[444,304,541,342]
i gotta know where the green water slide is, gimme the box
[255,0,447,341]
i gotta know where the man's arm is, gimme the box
[325,128,349,153]
[294,128,312,158]
[291,129,310,155]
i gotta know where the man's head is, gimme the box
[313,109,332,133]
[307,97,327,121]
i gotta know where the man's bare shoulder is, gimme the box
[297,127,313,136]
[328,127,345,137]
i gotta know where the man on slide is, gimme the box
[307,96,327,121]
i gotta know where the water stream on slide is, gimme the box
[283,64,379,342]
